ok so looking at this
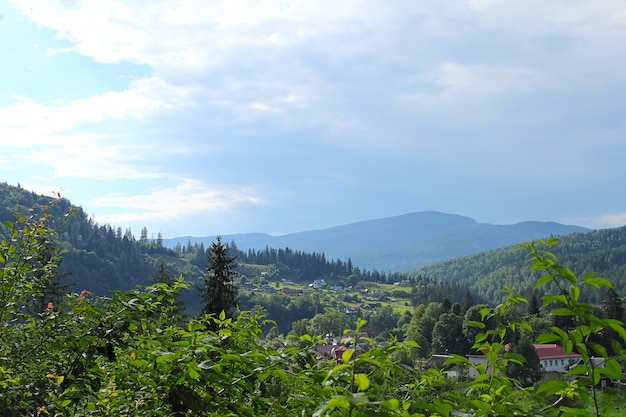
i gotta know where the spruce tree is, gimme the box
[199,236,239,319]
[603,287,624,321]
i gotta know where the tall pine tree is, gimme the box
[199,236,239,319]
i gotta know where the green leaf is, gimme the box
[430,401,453,416]
[357,356,383,368]
[591,368,601,385]
[354,373,370,391]
[601,358,622,379]
[536,379,568,396]
[327,363,351,378]
[379,398,400,410]
[221,353,242,362]
[543,293,567,306]
[563,339,573,354]
[534,273,554,289]
[342,349,354,363]
[188,367,200,380]
[566,364,588,376]
[479,307,492,320]
[155,352,175,364]
[347,391,369,406]
[444,354,470,366]
[557,407,594,416]
[355,318,367,332]
[560,267,578,284]
[607,320,626,343]
[535,333,560,344]
[589,342,607,358]
[327,396,351,410]
[467,320,485,329]
[404,340,420,348]
[551,307,576,316]
[550,326,569,340]
[583,275,613,290]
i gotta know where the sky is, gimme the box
[1,0,626,238]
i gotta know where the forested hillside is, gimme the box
[0,183,474,323]
[0,183,197,295]
[3,197,626,416]
[411,226,626,304]
[4,182,626,332]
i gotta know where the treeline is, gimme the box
[234,244,422,285]
[412,226,626,304]
[177,237,419,284]
[238,246,353,279]
[411,276,478,306]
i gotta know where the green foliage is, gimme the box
[3,203,626,416]
[0,204,61,330]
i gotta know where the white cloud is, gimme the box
[0,77,188,143]
[91,179,262,224]
[250,102,281,113]
[12,1,364,69]
[403,62,543,110]
[0,77,196,185]
[45,46,76,56]
[16,139,163,180]
[567,212,626,230]
[10,0,626,143]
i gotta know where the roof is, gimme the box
[467,343,582,360]
[533,344,581,360]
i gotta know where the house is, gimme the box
[260,284,277,293]
[534,344,581,372]
[282,288,302,296]
[311,279,327,289]
[423,354,458,377]
[345,306,360,314]
[467,343,582,378]
[315,343,339,359]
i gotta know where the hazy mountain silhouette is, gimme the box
[163,211,589,272]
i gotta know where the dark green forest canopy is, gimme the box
[411,226,626,304]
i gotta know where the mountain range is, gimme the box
[163,211,589,272]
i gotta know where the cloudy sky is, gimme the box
[2,0,625,238]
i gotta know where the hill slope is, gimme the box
[0,182,195,295]
[164,211,589,272]
[410,226,626,304]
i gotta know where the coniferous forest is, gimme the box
[3,182,626,415]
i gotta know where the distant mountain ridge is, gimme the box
[163,211,589,272]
